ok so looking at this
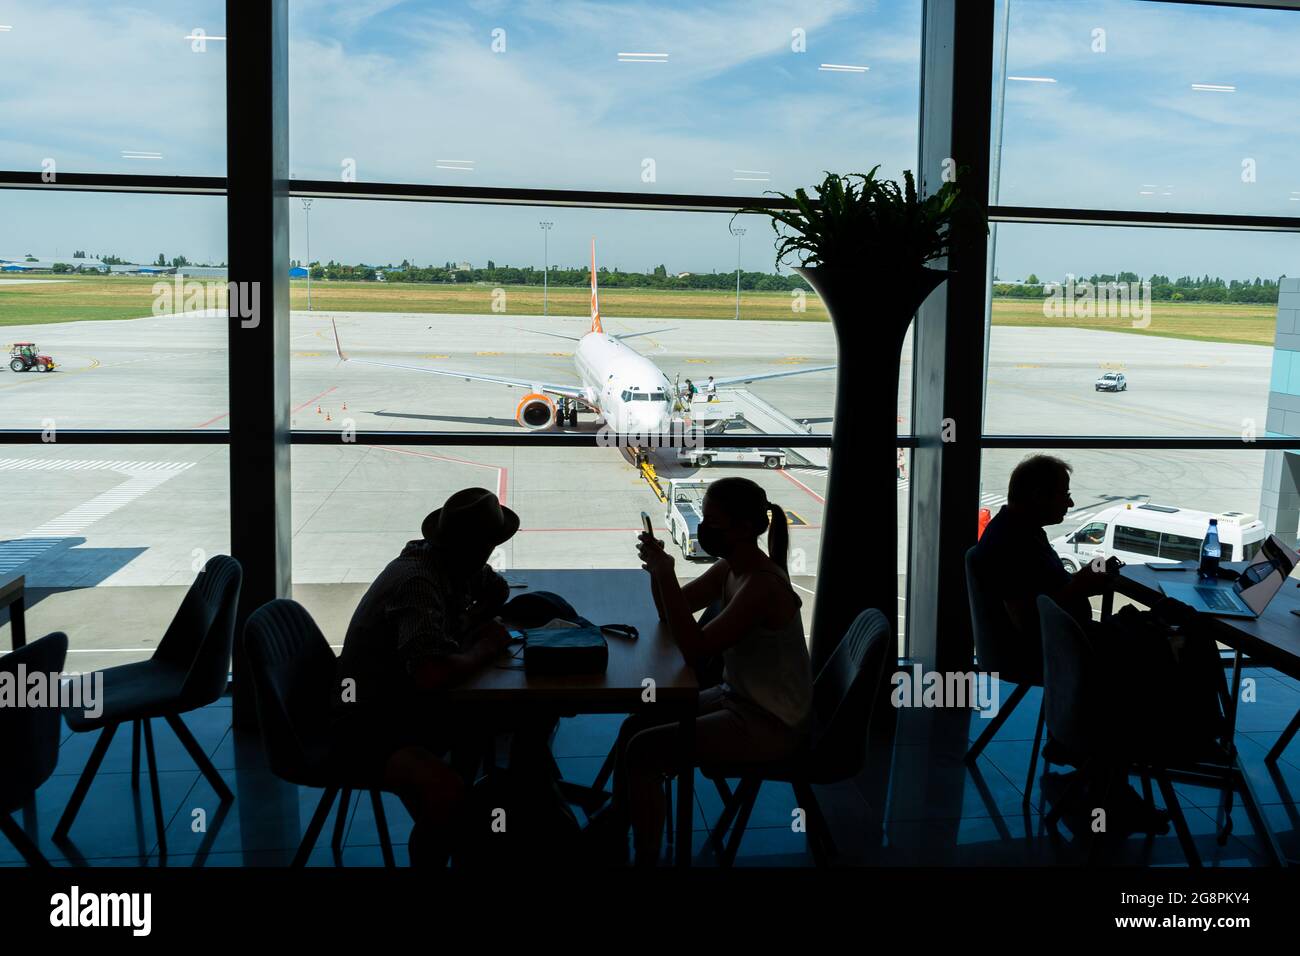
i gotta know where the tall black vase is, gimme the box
[795,264,949,674]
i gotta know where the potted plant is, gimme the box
[740,167,982,669]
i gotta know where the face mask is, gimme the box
[697,522,732,559]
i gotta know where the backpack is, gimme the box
[451,764,582,867]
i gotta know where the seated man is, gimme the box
[333,487,518,865]
[974,455,1223,834]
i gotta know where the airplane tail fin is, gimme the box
[589,238,603,334]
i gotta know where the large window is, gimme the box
[288,0,922,195]
[992,0,1300,216]
[0,1,227,177]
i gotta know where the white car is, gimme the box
[1095,371,1127,392]
[1050,503,1266,573]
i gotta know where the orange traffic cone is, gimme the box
[316,405,322,414]
[325,411,332,422]
[342,402,347,410]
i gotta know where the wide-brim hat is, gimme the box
[422,487,519,547]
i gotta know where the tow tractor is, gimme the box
[664,478,712,559]
[9,342,57,373]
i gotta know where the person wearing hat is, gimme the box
[334,487,520,866]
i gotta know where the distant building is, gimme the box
[289,266,309,278]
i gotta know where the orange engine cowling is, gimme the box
[515,393,556,430]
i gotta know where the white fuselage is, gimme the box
[573,331,675,434]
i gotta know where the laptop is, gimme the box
[1159,533,1298,619]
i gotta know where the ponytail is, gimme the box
[766,500,789,573]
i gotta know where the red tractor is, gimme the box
[9,342,57,373]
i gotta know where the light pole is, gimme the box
[982,0,1012,417]
[730,226,746,320]
[301,198,314,312]
[539,221,553,317]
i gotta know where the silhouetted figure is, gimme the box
[334,487,518,865]
[584,477,812,865]
[974,455,1223,835]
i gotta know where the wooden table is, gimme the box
[1,574,26,651]
[447,568,700,866]
[1111,562,1300,865]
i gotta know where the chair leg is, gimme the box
[1023,700,1045,808]
[0,811,51,868]
[664,778,674,846]
[332,789,352,850]
[708,779,743,857]
[1155,772,1202,869]
[720,779,761,868]
[131,720,141,790]
[293,787,338,867]
[371,790,396,868]
[793,780,835,866]
[1265,707,1300,765]
[163,713,233,802]
[53,723,119,841]
[592,744,616,792]
[1044,757,1092,830]
[141,718,167,857]
[965,683,1029,763]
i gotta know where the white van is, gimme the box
[1050,503,1267,572]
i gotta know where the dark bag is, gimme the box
[452,766,581,867]
[523,626,609,676]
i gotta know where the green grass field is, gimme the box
[0,274,1281,345]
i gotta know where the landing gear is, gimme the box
[558,398,580,428]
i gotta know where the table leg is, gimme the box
[676,708,696,867]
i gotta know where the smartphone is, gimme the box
[641,511,653,535]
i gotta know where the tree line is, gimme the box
[995,272,1284,305]
[302,260,814,292]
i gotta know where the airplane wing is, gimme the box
[709,365,837,387]
[331,319,588,400]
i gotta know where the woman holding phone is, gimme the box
[583,477,812,865]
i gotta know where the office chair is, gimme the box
[244,599,400,867]
[0,632,68,867]
[701,607,891,866]
[965,545,1048,806]
[54,555,241,855]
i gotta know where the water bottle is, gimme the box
[1198,518,1221,579]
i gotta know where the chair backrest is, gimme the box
[1036,595,1096,759]
[0,632,69,813]
[242,599,338,785]
[808,608,891,782]
[965,545,1041,686]
[154,554,242,708]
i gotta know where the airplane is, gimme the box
[330,239,835,435]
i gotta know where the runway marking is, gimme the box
[372,445,508,505]
[777,467,825,504]
[0,458,193,575]
[292,385,338,415]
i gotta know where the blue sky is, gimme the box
[0,0,1297,280]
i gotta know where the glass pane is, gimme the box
[290,443,827,648]
[980,448,1272,575]
[0,1,227,176]
[0,191,228,429]
[0,444,229,672]
[289,201,842,450]
[289,0,922,196]
[984,222,1292,437]
[993,0,1300,216]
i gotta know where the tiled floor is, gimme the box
[3,672,1298,867]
